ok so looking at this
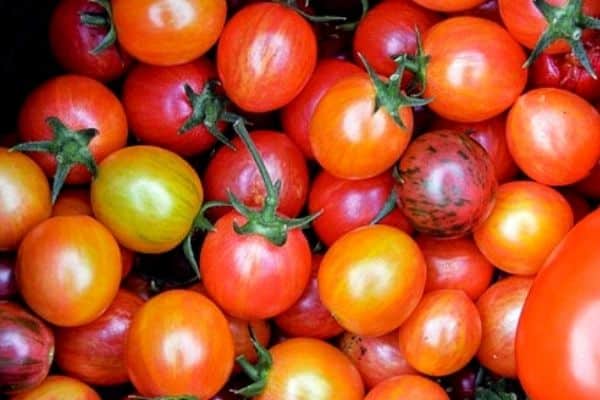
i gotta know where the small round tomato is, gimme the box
[413,0,485,12]
[126,290,234,399]
[91,145,204,254]
[364,375,449,400]
[474,181,574,276]
[12,375,100,400]
[0,148,51,251]
[16,216,122,327]
[506,88,600,186]
[319,225,426,336]
[398,289,482,376]
[112,0,227,66]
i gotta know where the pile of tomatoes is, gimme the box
[1,0,600,399]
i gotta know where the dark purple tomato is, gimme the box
[0,255,17,299]
[447,365,477,400]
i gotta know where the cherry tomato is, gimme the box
[414,0,485,12]
[364,375,449,400]
[52,188,93,217]
[11,375,100,400]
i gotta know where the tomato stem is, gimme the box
[336,0,370,31]
[232,327,272,398]
[82,0,117,55]
[370,188,398,225]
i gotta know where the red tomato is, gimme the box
[454,0,503,24]
[52,188,93,217]
[0,148,51,251]
[516,208,600,399]
[339,330,417,389]
[217,2,317,112]
[16,216,121,327]
[506,88,600,185]
[364,375,449,400]
[12,376,100,400]
[281,59,362,159]
[398,289,482,376]
[423,17,527,122]
[477,276,533,378]
[112,0,226,65]
[319,225,426,336]
[126,290,234,398]
[308,170,413,247]
[413,0,485,12]
[416,235,494,300]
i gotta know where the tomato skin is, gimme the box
[12,375,101,400]
[398,289,482,376]
[0,256,17,299]
[281,59,362,159]
[308,171,413,247]
[52,188,93,217]
[414,0,485,12]
[516,208,600,399]
[506,88,600,186]
[474,181,574,276]
[364,375,449,400]
[319,225,426,336]
[16,216,121,327]
[112,0,226,66]
[217,2,317,112]
[561,188,592,223]
[424,17,527,122]
[575,160,600,198]
[416,235,494,300]
[0,148,52,251]
[126,290,234,399]
[91,145,204,254]
[310,75,414,180]
[200,212,312,320]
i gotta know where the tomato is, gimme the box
[364,375,449,400]
[12,376,100,400]
[16,216,121,327]
[0,255,17,299]
[416,235,494,300]
[319,225,426,336]
[575,159,600,198]
[455,0,503,24]
[310,74,414,180]
[227,317,271,371]
[516,208,600,399]
[413,0,485,12]
[52,188,93,217]
[477,276,533,378]
[200,211,312,320]
[561,187,592,223]
[423,17,527,122]
[49,0,131,81]
[126,290,234,398]
[281,59,362,159]
[308,170,413,247]
[0,148,52,251]
[112,0,226,66]
[474,181,574,276]
[203,131,309,219]
[398,289,482,376]
[91,145,204,254]
[217,2,317,112]
[122,58,229,157]
[339,330,416,389]
[506,88,600,185]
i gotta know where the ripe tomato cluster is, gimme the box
[1,0,600,399]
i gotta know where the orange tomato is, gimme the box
[12,376,100,400]
[364,375,449,400]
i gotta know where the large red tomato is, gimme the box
[364,375,449,400]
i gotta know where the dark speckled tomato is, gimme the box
[395,130,497,238]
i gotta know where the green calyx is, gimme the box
[526,0,600,79]
[11,117,98,204]
[232,328,273,398]
[80,0,117,55]
[279,0,346,23]
[370,187,398,225]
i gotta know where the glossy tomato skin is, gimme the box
[353,0,441,76]
[339,330,416,389]
[364,375,449,400]
[16,216,121,327]
[281,59,363,159]
[424,17,527,122]
[91,145,204,254]
[200,212,312,320]
[126,290,234,399]
[122,58,226,156]
[257,338,364,400]
[474,181,573,276]
[17,75,128,184]
[203,131,308,219]
[0,149,52,251]
[309,171,413,247]
[0,302,55,394]
[112,0,226,66]
[416,235,494,300]
[516,208,600,399]
[0,255,17,299]
[54,290,144,386]
[52,188,93,217]
[310,74,414,180]
[395,130,497,238]
[49,0,131,81]
[414,0,485,12]
[12,375,101,400]
[319,225,426,336]
[506,88,600,186]
[398,289,482,376]
[217,2,317,112]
